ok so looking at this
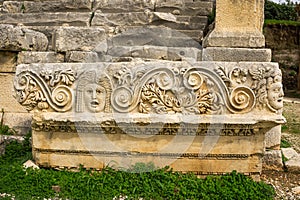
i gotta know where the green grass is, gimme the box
[0,133,276,200]
[264,19,300,26]
[280,139,292,148]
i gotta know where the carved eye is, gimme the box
[87,89,93,94]
[96,88,105,94]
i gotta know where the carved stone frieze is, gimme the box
[14,68,76,112]
[14,62,284,114]
[215,63,284,113]
[32,117,260,136]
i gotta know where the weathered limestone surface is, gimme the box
[0,24,48,51]
[0,51,17,72]
[155,1,213,16]
[202,48,271,62]
[54,27,106,52]
[17,52,64,64]
[13,61,285,174]
[265,125,281,150]
[91,12,207,30]
[203,0,265,48]
[65,51,100,63]
[281,148,300,172]
[93,0,155,12]
[103,26,202,47]
[2,0,92,13]
[106,46,202,61]
[0,12,91,26]
[262,150,283,170]
[0,113,32,134]
[0,73,29,113]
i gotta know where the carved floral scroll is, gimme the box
[14,62,283,114]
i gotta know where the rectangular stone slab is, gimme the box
[14,61,285,175]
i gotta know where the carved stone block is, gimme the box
[0,12,91,26]
[203,0,265,48]
[0,73,28,113]
[17,52,64,64]
[0,51,17,72]
[202,47,272,62]
[2,0,92,13]
[54,27,107,52]
[91,12,206,30]
[265,125,281,150]
[0,24,48,52]
[14,61,285,175]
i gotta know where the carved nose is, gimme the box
[92,91,97,99]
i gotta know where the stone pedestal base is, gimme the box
[31,113,282,176]
[203,31,265,48]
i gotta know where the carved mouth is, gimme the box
[277,98,283,103]
[90,100,99,107]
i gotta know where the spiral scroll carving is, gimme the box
[112,87,134,112]
[52,85,73,112]
[183,71,203,90]
[14,69,76,112]
[229,86,255,113]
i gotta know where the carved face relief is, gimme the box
[84,83,106,112]
[267,81,284,110]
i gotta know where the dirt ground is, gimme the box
[261,100,300,200]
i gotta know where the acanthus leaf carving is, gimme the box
[14,69,76,112]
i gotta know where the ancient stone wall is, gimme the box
[0,0,214,133]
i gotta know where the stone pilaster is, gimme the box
[203,0,265,48]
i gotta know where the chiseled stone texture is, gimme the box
[31,112,269,174]
[0,12,91,26]
[93,0,155,12]
[282,148,298,160]
[262,150,283,170]
[282,148,300,172]
[0,51,17,72]
[265,125,281,150]
[2,0,92,13]
[65,51,100,63]
[104,26,202,48]
[0,24,48,51]
[203,0,265,48]
[0,73,29,113]
[155,0,213,16]
[106,45,201,61]
[17,51,64,64]
[0,113,32,135]
[13,61,284,174]
[202,47,271,62]
[91,11,206,30]
[203,31,265,48]
[54,27,106,52]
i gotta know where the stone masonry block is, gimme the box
[202,47,272,62]
[0,51,17,72]
[17,51,64,64]
[0,112,32,135]
[265,125,281,150]
[0,73,28,113]
[91,12,206,30]
[2,0,93,13]
[0,12,91,26]
[54,27,107,52]
[65,51,100,63]
[0,24,48,51]
[93,0,155,12]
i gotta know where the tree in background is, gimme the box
[265,0,298,21]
